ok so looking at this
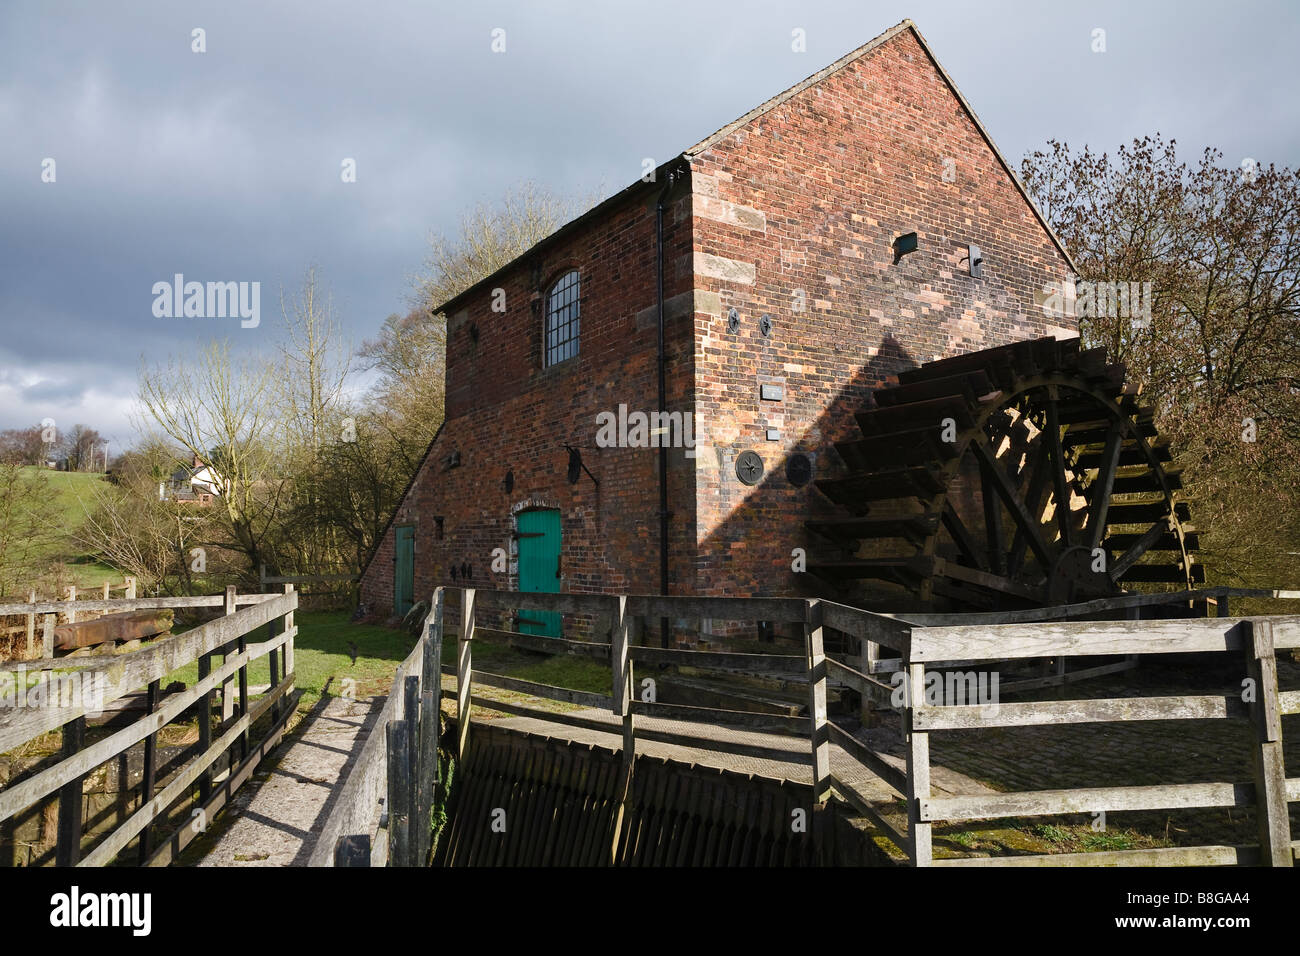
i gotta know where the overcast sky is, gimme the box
[2,0,1297,456]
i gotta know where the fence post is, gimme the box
[335,834,371,867]
[137,678,160,864]
[267,615,281,723]
[125,577,136,600]
[386,719,411,866]
[416,588,444,865]
[1243,620,1293,866]
[403,675,419,861]
[609,594,633,864]
[235,585,250,759]
[221,586,237,723]
[904,651,933,866]
[102,581,110,601]
[611,596,634,764]
[457,588,475,764]
[55,717,86,866]
[859,636,881,727]
[197,628,214,801]
[42,613,54,658]
[804,599,831,804]
[66,585,76,625]
[25,589,35,659]
[283,583,295,680]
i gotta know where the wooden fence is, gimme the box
[901,613,1299,866]
[259,565,358,604]
[318,584,1298,868]
[1,578,140,660]
[317,586,906,866]
[0,586,297,866]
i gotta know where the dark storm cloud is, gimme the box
[1,0,1296,452]
[22,379,87,403]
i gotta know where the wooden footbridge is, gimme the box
[2,584,1298,867]
[320,585,1300,867]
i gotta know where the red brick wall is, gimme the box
[360,183,697,620]
[685,27,1075,598]
[361,26,1076,622]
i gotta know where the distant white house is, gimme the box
[159,454,224,505]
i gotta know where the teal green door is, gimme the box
[517,509,561,636]
[394,525,415,617]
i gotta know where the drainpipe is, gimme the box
[655,165,680,649]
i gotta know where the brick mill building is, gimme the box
[359,20,1077,630]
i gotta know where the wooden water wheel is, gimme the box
[807,336,1200,610]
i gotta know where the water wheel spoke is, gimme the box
[1108,519,1170,580]
[1008,437,1052,576]
[973,434,1054,568]
[1045,392,1073,548]
[941,500,987,570]
[938,558,1048,603]
[978,452,1007,574]
[1085,421,1126,549]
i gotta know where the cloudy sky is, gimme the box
[2,0,1297,456]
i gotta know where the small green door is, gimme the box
[394,525,415,617]
[516,509,561,636]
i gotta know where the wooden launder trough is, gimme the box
[52,608,174,651]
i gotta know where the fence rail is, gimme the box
[0,585,297,866]
[0,587,280,662]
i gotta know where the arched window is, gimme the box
[544,270,580,366]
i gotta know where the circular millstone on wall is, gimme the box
[736,450,765,485]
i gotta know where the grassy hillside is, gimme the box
[12,466,121,594]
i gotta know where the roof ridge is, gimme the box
[432,17,1076,316]
[683,18,1077,273]
[685,19,915,157]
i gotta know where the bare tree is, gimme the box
[75,444,218,595]
[0,426,48,466]
[60,424,106,472]
[357,308,446,472]
[277,265,352,455]
[270,267,358,578]
[137,341,284,580]
[413,179,594,310]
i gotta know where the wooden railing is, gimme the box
[318,585,1299,868]
[311,596,443,867]
[901,613,1300,867]
[0,585,297,866]
[259,565,359,608]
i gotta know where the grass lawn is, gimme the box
[447,636,610,695]
[162,610,420,714]
[152,611,610,730]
